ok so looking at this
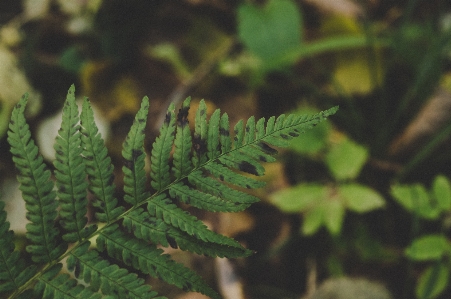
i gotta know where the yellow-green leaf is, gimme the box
[269,183,326,213]
[416,264,450,299]
[340,184,385,213]
[405,235,449,261]
[326,139,368,181]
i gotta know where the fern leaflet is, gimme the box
[67,242,162,299]
[34,263,107,298]
[123,208,248,258]
[7,93,66,264]
[0,201,37,293]
[81,97,124,222]
[122,96,151,206]
[54,85,96,242]
[97,225,219,299]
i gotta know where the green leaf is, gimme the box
[0,201,37,293]
[8,94,66,263]
[98,226,220,299]
[81,98,124,223]
[36,263,102,299]
[325,138,368,181]
[54,85,94,242]
[68,241,161,299]
[169,182,251,212]
[150,103,176,191]
[147,194,250,253]
[324,199,345,236]
[340,184,385,213]
[123,208,251,258]
[416,264,450,299]
[432,175,451,211]
[405,235,450,261]
[238,0,302,67]
[302,204,324,235]
[193,100,208,166]
[391,184,440,219]
[122,96,150,206]
[173,97,193,179]
[269,183,326,213]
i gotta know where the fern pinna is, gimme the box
[1,85,338,299]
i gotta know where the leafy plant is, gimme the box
[270,108,384,236]
[391,175,451,299]
[0,85,337,298]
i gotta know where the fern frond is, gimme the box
[80,98,124,222]
[0,201,37,294]
[54,85,96,242]
[123,207,249,258]
[7,94,66,263]
[150,103,176,191]
[4,85,338,299]
[122,96,151,206]
[67,242,162,299]
[97,225,220,299]
[147,194,250,251]
[34,263,106,299]
[173,97,193,180]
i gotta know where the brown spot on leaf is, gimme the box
[132,149,142,159]
[219,127,229,136]
[238,161,258,175]
[257,142,278,155]
[164,112,172,125]
[193,135,207,155]
[123,159,134,170]
[167,235,178,249]
[177,105,190,127]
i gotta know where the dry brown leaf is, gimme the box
[389,87,451,158]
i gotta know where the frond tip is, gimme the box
[3,85,337,299]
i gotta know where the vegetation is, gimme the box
[1,0,451,298]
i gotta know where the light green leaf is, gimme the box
[325,139,368,181]
[340,184,385,213]
[416,264,449,299]
[433,175,451,212]
[269,183,327,213]
[324,199,345,235]
[391,184,440,219]
[302,204,324,235]
[237,0,302,68]
[405,235,449,261]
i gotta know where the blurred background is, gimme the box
[1,0,451,298]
